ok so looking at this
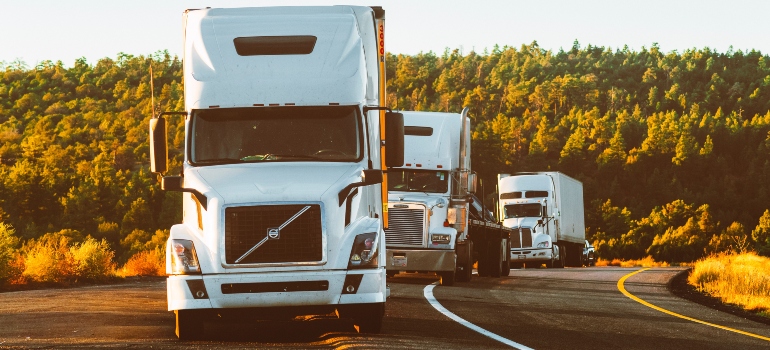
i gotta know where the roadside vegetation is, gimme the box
[688,252,770,314]
[594,256,671,267]
[1,42,770,288]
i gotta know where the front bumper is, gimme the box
[167,269,385,311]
[510,248,552,262]
[385,248,456,272]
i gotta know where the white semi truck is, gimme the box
[148,6,404,339]
[385,110,513,285]
[497,172,585,268]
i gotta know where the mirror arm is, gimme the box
[181,189,208,210]
[338,182,366,207]
[166,188,208,210]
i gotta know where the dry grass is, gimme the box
[117,248,166,277]
[594,256,670,267]
[688,252,770,312]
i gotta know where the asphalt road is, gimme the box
[0,267,768,349]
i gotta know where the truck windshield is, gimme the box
[190,106,361,164]
[388,169,448,193]
[504,203,542,218]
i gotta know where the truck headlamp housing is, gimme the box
[536,241,550,248]
[348,232,379,269]
[431,234,451,244]
[170,239,201,275]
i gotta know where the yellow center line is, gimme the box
[617,268,770,342]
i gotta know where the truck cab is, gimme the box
[148,6,404,339]
[384,110,473,285]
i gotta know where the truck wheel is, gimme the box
[386,270,397,278]
[500,240,510,276]
[545,248,555,268]
[490,241,503,278]
[456,241,473,282]
[510,262,523,269]
[340,303,384,334]
[439,271,455,286]
[556,244,565,268]
[175,310,204,341]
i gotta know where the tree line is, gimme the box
[0,41,769,268]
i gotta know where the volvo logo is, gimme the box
[267,227,280,239]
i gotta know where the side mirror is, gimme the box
[385,111,404,168]
[161,176,183,191]
[149,117,168,174]
[468,173,477,193]
[362,169,383,185]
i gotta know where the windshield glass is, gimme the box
[504,203,542,218]
[388,169,449,193]
[190,106,361,164]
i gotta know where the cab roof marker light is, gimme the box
[269,103,279,106]
[416,164,422,167]
[285,103,295,106]
[253,103,264,106]
[437,165,443,168]
[209,105,219,108]
[329,102,340,105]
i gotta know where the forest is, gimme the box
[1,41,770,284]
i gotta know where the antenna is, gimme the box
[149,59,156,117]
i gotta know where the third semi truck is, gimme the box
[497,172,585,268]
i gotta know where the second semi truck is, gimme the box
[384,109,512,285]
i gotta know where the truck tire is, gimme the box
[500,240,510,276]
[175,310,204,341]
[339,303,384,334]
[545,248,555,268]
[556,244,565,268]
[456,241,473,282]
[439,271,456,286]
[489,241,503,278]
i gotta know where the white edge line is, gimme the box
[423,283,535,350]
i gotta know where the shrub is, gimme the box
[118,247,166,277]
[0,223,23,285]
[70,237,116,281]
[23,233,76,283]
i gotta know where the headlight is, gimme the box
[536,241,550,248]
[431,234,451,244]
[348,232,379,269]
[170,239,201,275]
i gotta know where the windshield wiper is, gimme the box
[240,154,322,162]
[195,158,242,165]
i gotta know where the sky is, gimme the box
[1,0,769,67]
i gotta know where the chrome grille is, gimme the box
[385,208,425,246]
[225,204,322,264]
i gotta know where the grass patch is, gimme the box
[594,256,670,267]
[688,252,770,313]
